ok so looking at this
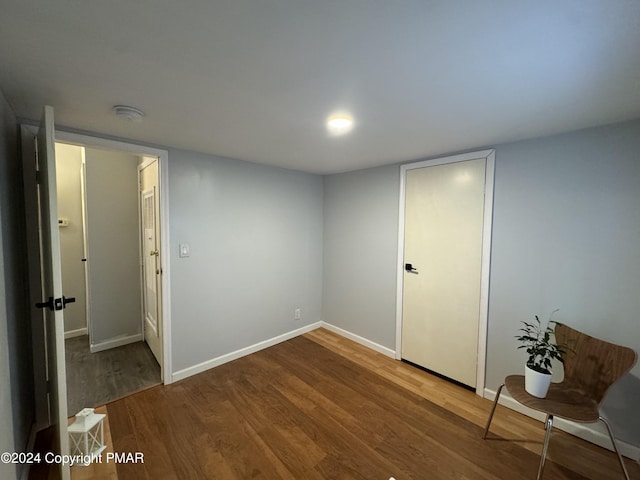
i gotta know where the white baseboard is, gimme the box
[165,321,639,462]
[90,333,142,353]
[484,387,640,461]
[320,321,396,358]
[64,327,87,339]
[171,322,323,383]
[171,321,397,383]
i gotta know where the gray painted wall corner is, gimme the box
[0,88,33,480]
[168,149,324,372]
[323,163,400,349]
[321,118,640,448]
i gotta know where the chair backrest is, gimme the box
[555,323,637,405]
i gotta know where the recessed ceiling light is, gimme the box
[326,114,354,136]
[112,105,145,122]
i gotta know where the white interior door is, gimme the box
[35,106,71,480]
[140,157,163,369]
[401,158,486,388]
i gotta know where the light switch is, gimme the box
[179,243,190,258]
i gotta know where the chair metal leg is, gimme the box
[599,416,630,480]
[536,415,554,480]
[483,384,504,439]
[543,414,550,430]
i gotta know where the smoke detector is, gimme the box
[112,105,145,122]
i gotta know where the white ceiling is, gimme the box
[1,1,639,174]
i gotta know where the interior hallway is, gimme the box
[65,336,161,415]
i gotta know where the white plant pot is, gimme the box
[525,365,552,398]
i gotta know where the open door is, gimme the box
[139,156,163,373]
[34,106,71,480]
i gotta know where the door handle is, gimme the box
[63,296,76,307]
[35,297,55,310]
[405,263,419,274]
[150,250,159,257]
[35,296,76,311]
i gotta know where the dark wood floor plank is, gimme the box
[104,400,147,480]
[223,375,326,478]
[117,389,179,480]
[265,338,514,479]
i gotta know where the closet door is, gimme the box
[402,158,486,388]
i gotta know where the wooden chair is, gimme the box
[483,322,637,479]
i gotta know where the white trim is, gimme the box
[484,387,640,461]
[55,131,168,159]
[396,149,495,397]
[159,150,172,383]
[136,165,145,344]
[64,327,87,339]
[79,150,92,347]
[395,166,407,361]
[55,130,172,384]
[172,322,322,383]
[320,321,396,358]
[476,150,495,394]
[171,321,397,384]
[90,333,142,353]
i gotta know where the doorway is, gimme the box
[54,131,171,385]
[24,125,172,430]
[396,149,494,394]
[54,141,166,413]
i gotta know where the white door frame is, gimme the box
[395,149,495,395]
[55,130,172,383]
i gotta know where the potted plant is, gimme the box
[516,312,565,398]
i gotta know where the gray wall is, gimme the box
[85,147,142,346]
[322,119,640,447]
[488,120,640,445]
[55,143,87,334]
[323,164,399,347]
[0,90,32,480]
[168,149,323,372]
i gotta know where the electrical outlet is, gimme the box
[294,308,301,320]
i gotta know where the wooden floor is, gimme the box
[100,329,639,480]
[65,336,161,415]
